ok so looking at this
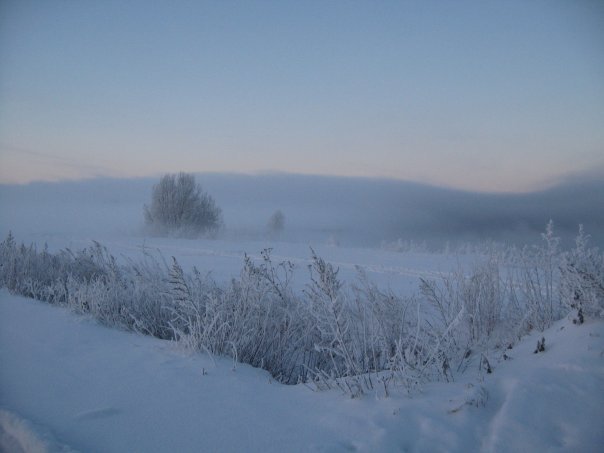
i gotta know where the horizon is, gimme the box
[2,171,603,249]
[2,163,604,195]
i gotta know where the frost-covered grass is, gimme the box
[1,223,602,398]
[1,291,603,452]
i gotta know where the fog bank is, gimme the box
[1,173,602,248]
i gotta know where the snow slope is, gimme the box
[1,291,603,452]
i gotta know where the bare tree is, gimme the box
[267,209,285,238]
[144,173,222,237]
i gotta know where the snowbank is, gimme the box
[1,291,603,452]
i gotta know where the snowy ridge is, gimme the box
[1,291,602,452]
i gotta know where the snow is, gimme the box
[65,236,461,295]
[1,177,603,451]
[0,409,74,453]
[1,291,602,452]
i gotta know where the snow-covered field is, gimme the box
[0,176,479,294]
[1,177,603,452]
[1,292,602,452]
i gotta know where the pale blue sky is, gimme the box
[1,0,603,191]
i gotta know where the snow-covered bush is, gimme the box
[303,250,428,395]
[505,221,568,334]
[419,257,506,377]
[144,173,223,237]
[560,225,604,321]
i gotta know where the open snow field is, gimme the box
[1,177,603,452]
[0,177,480,295]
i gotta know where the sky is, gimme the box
[0,0,603,192]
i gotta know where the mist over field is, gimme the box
[2,0,603,450]
[1,172,603,248]
[2,172,604,452]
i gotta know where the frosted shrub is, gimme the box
[163,249,312,384]
[419,257,506,377]
[352,271,425,392]
[507,221,566,332]
[304,250,360,392]
[560,225,604,321]
[304,251,426,395]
